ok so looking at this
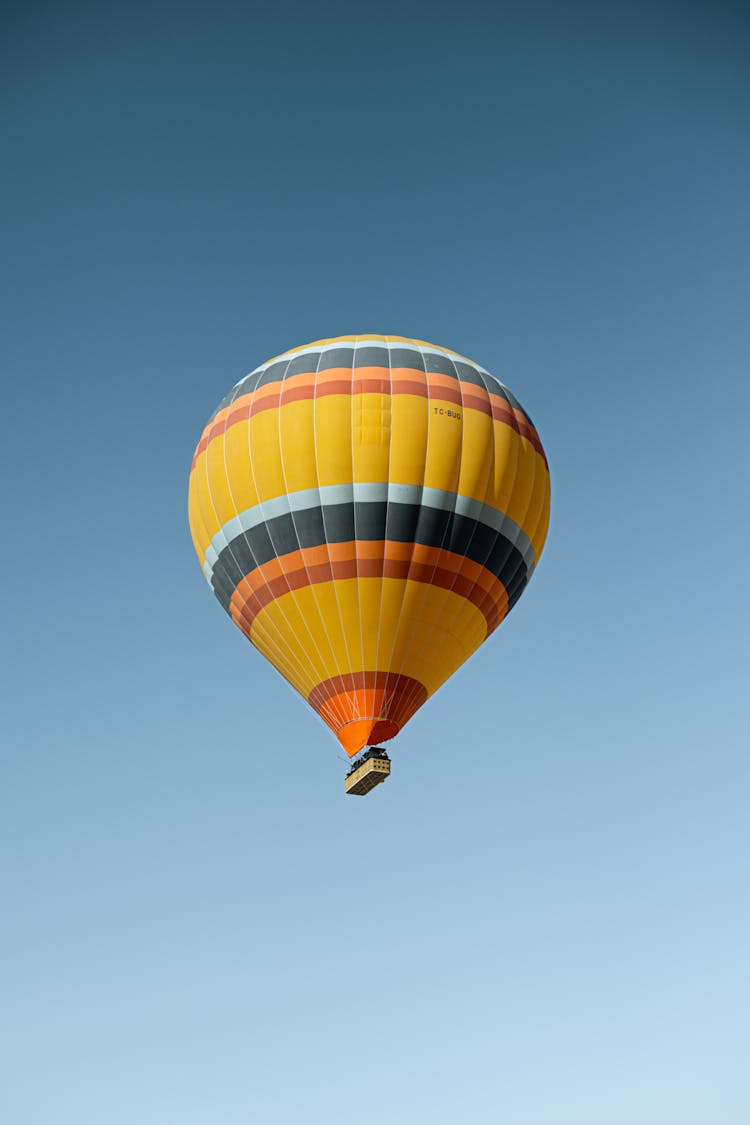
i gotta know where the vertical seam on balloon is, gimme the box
[395,360,501,724]
[195,422,236,604]
[231,370,316,689]
[526,455,550,574]
[200,381,253,632]
[377,344,431,725]
[264,355,346,713]
[370,336,393,728]
[311,348,358,728]
[222,367,314,693]
[388,352,474,724]
[475,369,543,624]
[274,360,350,729]
[197,376,287,674]
[226,378,314,688]
[291,347,354,730]
[242,363,329,704]
[482,372,547,614]
[462,365,521,624]
[382,345,465,720]
[188,444,216,578]
[350,335,365,727]
[510,387,550,569]
[503,440,540,612]
[498,429,548,618]
[311,358,358,728]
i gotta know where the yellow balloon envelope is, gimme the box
[188,335,550,756]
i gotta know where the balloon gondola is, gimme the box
[344,747,391,796]
[188,335,550,793]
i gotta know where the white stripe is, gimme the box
[203,483,536,583]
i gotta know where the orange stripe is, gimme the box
[228,542,508,638]
[389,366,427,385]
[190,370,546,468]
[230,541,507,604]
[315,366,355,386]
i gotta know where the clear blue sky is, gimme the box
[2,2,749,1122]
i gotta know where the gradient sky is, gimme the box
[2,2,749,1123]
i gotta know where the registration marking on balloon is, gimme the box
[188,335,550,761]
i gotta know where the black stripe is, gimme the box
[286,353,319,376]
[351,345,391,368]
[318,346,354,368]
[211,500,529,615]
[452,360,489,389]
[208,371,264,421]
[389,347,425,371]
[255,359,297,387]
[423,351,457,376]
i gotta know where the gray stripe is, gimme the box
[202,482,535,583]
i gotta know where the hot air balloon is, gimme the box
[188,335,550,793]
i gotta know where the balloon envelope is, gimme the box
[188,335,550,755]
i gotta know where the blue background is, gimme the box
[2,2,749,1122]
